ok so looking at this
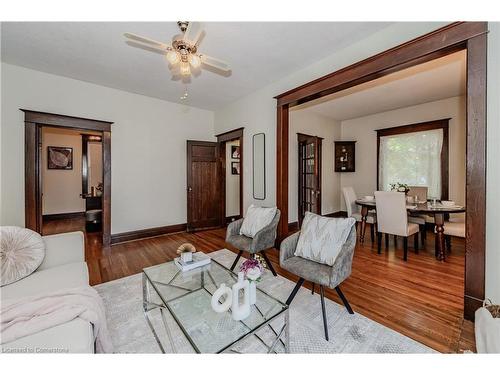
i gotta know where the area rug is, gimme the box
[94,249,436,353]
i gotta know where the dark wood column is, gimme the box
[276,104,289,241]
[464,32,487,320]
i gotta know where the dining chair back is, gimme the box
[407,186,428,202]
[374,191,409,236]
[342,187,358,218]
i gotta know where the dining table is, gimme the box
[355,198,466,261]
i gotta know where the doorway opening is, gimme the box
[41,127,104,238]
[216,127,244,223]
[297,133,323,226]
[23,110,113,246]
[274,22,487,350]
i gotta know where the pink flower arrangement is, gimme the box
[240,258,263,282]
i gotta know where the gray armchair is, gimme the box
[226,209,281,276]
[280,225,356,341]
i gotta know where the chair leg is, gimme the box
[385,233,389,248]
[311,282,315,295]
[230,250,243,271]
[420,224,426,245]
[403,237,408,261]
[414,233,419,253]
[335,286,354,315]
[320,285,329,341]
[446,235,452,253]
[370,224,375,243]
[377,231,382,254]
[260,250,277,277]
[286,277,305,305]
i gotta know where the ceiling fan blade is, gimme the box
[183,22,203,45]
[200,55,231,72]
[125,41,169,55]
[124,32,170,49]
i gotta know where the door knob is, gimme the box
[187,187,193,192]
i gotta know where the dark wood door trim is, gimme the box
[21,110,112,132]
[216,128,244,220]
[275,22,487,321]
[102,131,111,246]
[215,127,244,142]
[24,122,42,232]
[375,118,450,200]
[23,110,113,247]
[275,22,486,107]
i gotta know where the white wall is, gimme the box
[213,22,500,302]
[339,96,466,213]
[225,139,240,217]
[42,127,85,215]
[0,63,215,234]
[288,110,341,223]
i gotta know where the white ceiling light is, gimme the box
[124,21,231,79]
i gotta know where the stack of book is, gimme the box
[174,252,211,272]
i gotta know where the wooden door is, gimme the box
[297,133,322,226]
[186,140,223,232]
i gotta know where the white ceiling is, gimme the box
[1,22,392,110]
[294,50,466,121]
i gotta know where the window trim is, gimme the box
[376,118,450,200]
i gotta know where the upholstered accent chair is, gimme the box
[225,209,281,276]
[374,191,420,261]
[279,225,356,341]
[342,186,377,242]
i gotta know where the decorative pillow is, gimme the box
[0,226,45,286]
[239,205,277,238]
[294,212,356,266]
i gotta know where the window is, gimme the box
[377,119,449,199]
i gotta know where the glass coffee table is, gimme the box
[142,256,289,353]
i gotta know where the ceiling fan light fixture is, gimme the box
[124,22,231,80]
[166,50,180,65]
[189,54,201,68]
[180,62,191,76]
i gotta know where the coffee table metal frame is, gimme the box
[142,258,290,354]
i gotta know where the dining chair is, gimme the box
[407,186,428,244]
[374,191,420,261]
[342,186,377,242]
[436,217,465,253]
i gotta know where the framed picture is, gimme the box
[231,161,240,175]
[47,146,73,170]
[231,145,241,159]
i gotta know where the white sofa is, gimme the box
[0,231,94,353]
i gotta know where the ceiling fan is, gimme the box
[124,21,231,78]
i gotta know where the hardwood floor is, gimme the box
[42,218,475,353]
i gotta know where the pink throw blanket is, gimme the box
[1,287,113,353]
